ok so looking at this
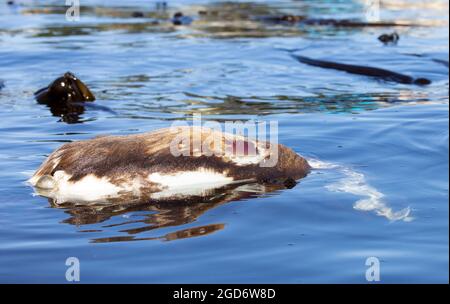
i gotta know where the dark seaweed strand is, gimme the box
[293,55,431,85]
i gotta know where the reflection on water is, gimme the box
[42,182,284,243]
[5,1,442,39]
[93,223,226,243]
[38,101,87,123]
[177,91,430,115]
[34,80,440,124]
[31,64,446,123]
[109,90,439,122]
[37,99,116,124]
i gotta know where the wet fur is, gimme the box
[31,127,310,202]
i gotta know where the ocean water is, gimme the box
[0,0,448,283]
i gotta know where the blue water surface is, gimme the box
[0,0,448,283]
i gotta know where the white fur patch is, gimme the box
[227,141,269,166]
[148,169,234,199]
[228,153,266,166]
[30,171,124,204]
[49,171,122,203]
[30,169,238,203]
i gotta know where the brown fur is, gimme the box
[32,127,310,187]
